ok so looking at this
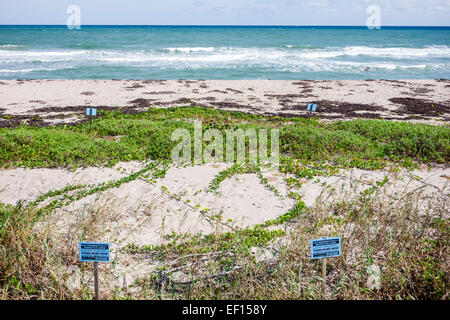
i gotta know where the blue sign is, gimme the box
[307,104,318,112]
[79,242,110,262]
[310,237,341,259]
[86,108,97,116]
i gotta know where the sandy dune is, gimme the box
[1,162,448,245]
[1,161,448,292]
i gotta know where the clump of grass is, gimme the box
[0,203,77,299]
[331,120,450,163]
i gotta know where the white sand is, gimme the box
[0,162,448,246]
[1,79,449,123]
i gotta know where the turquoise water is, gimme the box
[0,26,449,79]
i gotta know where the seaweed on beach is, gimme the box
[128,98,156,108]
[226,88,245,94]
[210,101,261,112]
[142,79,167,84]
[281,99,387,118]
[0,114,51,128]
[389,97,450,117]
[33,105,144,114]
[264,93,317,109]
[143,91,176,95]
[125,83,145,89]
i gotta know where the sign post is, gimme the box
[310,236,341,297]
[93,261,99,299]
[79,242,110,300]
[307,103,318,126]
[86,108,97,133]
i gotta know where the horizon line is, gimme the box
[1,24,450,27]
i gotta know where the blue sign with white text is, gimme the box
[310,237,341,259]
[79,242,110,262]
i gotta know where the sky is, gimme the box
[0,0,449,26]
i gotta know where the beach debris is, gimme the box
[367,264,382,290]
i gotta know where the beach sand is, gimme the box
[0,79,449,126]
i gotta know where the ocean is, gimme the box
[0,25,449,80]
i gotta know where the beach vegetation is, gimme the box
[0,106,448,300]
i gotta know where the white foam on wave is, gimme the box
[0,45,448,74]
[2,45,449,62]
[292,45,450,59]
[0,44,21,49]
[165,47,216,53]
[0,67,57,73]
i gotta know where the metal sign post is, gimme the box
[310,236,341,297]
[79,242,110,300]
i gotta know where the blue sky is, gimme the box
[0,0,449,26]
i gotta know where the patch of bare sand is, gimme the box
[39,163,294,247]
[0,161,145,205]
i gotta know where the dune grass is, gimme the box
[138,177,448,300]
[1,174,447,300]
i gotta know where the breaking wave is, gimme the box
[0,45,449,76]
